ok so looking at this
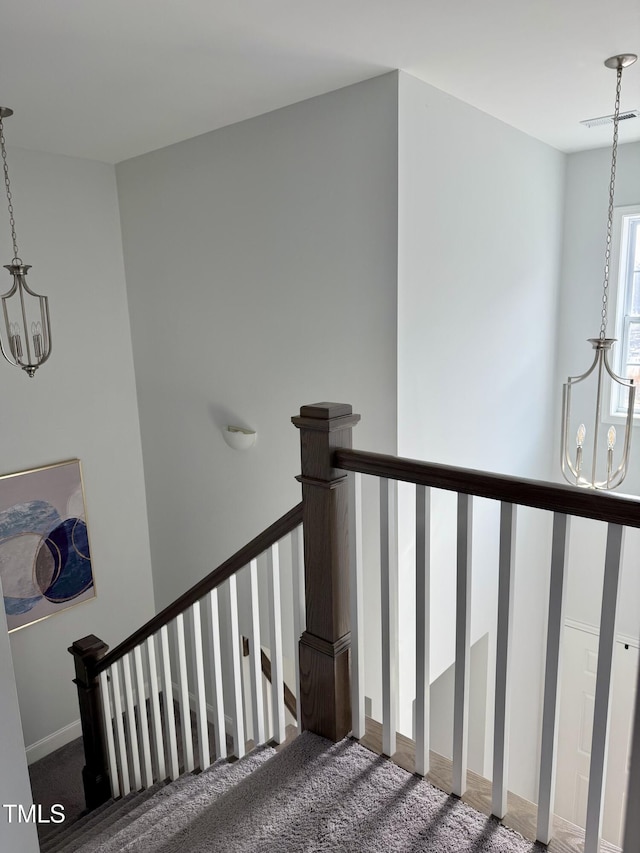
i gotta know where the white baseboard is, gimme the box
[26,719,82,765]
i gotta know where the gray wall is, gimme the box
[116,73,399,610]
[2,147,155,757]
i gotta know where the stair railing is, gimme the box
[70,399,640,853]
[70,502,304,810]
[295,402,640,853]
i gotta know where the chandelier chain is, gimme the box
[599,64,622,340]
[0,117,20,263]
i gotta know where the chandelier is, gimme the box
[0,107,51,377]
[561,54,637,490]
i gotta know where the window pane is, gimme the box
[630,270,640,315]
[615,215,640,415]
[620,365,640,411]
[626,325,640,364]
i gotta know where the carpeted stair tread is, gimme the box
[70,746,275,853]
[39,800,105,853]
[118,732,544,853]
[41,797,127,853]
[43,783,164,853]
[43,801,120,853]
[52,775,192,853]
[41,781,167,853]
[45,734,549,852]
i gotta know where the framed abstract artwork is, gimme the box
[0,459,95,632]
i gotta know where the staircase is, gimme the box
[39,746,274,853]
[60,402,639,853]
[38,732,555,853]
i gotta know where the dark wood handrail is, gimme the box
[94,502,303,675]
[335,448,640,528]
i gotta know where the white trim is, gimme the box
[564,617,639,649]
[25,719,82,765]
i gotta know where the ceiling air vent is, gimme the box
[580,109,639,128]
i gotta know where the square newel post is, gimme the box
[69,634,111,810]
[292,402,360,741]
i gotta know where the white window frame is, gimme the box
[608,203,640,421]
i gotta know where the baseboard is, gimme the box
[26,719,82,765]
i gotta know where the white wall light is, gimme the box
[222,425,257,451]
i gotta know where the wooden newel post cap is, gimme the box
[292,402,361,432]
[69,634,109,683]
[292,403,360,482]
[70,635,109,658]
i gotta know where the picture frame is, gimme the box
[0,459,96,633]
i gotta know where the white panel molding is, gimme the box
[564,618,640,650]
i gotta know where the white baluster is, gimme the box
[111,660,131,795]
[175,613,195,772]
[492,502,517,818]
[227,575,246,758]
[537,513,571,844]
[122,653,142,790]
[268,542,286,744]
[452,492,472,797]
[133,645,153,788]
[349,472,365,739]
[584,524,625,853]
[292,525,306,733]
[380,477,398,757]
[146,635,166,781]
[99,669,120,799]
[415,484,431,777]
[208,588,227,760]
[191,601,211,771]
[159,625,179,780]
[247,559,266,744]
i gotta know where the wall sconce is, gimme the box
[222,425,257,451]
[0,107,52,378]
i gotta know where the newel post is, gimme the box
[69,634,111,810]
[292,402,360,741]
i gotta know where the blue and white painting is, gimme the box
[0,460,95,632]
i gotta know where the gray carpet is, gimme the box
[29,737,88,837]
[30,697,231,844]
[47,732,545,852]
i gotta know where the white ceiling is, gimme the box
[1,0,639,164]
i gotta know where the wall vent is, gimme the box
[580,109,639,128]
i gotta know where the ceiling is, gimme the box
[1,0,639,164]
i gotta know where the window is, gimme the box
[611,205,640,416]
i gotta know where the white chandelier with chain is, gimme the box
[561,54,637,490]
[0,106,52,377]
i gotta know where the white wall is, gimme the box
[1,147,155,754]
[396,72,566,799]
[555,142,640,643]
[116,74,399,610]
[0,577,38,853]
